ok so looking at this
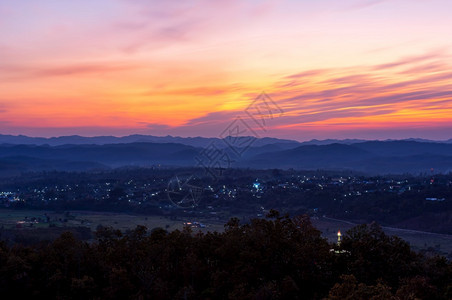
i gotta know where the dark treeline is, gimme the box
[0,211,450,299]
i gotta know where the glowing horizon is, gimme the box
[1,0,451,141]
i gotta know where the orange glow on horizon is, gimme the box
[1,1,452,139]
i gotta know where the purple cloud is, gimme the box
[373,51,446,70]
[184,111,240,126]
[0,62,139,80]
[266,51,452,129]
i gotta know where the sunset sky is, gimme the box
[1,0,451,141]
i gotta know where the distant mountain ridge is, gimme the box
[0,134,300,148]
[243,141,452,174]
[1,134,451,147]
[1,135,452,175]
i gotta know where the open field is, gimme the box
[67,210,226,233]
[1,209,451,256]
[0,209,226,234]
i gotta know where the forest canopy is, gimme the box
[0,211,450,299]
